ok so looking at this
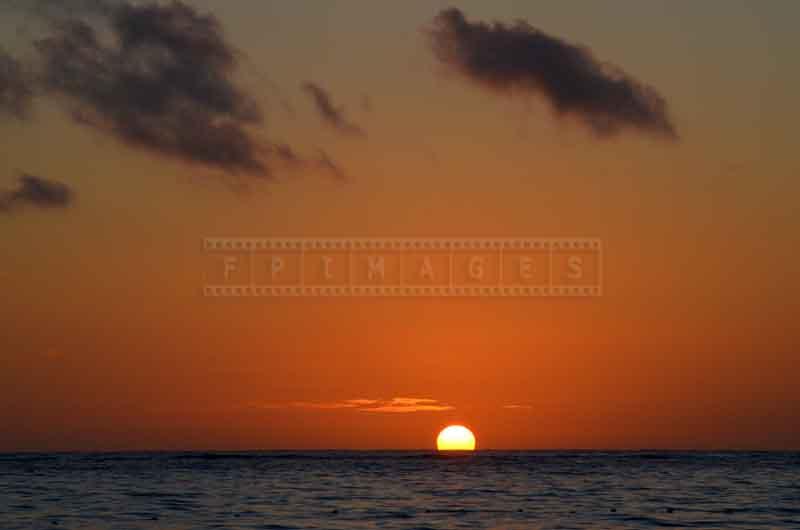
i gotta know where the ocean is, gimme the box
[1,452,798,529]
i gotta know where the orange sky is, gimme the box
[0,0,798,451]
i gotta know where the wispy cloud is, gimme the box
[289,399,379,410]
[427,8,677,139]
[302,82,366,137]
[256,397,453,414]
[503,404,533,410]
[366,397,454,414]
[316,149,348,181]
[344,398,380,407]
[0,173,74,213]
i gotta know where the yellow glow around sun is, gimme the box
[436,425,476,451]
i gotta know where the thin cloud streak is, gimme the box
[366,397,454,414]
[256,397,453,414]
[316,149,348,181]
[302,82,366,137]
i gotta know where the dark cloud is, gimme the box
[427,8,677,139]
[302,82,365,137]
[0,49,33,119]
[0,173,74,213]
[32,0,274,175]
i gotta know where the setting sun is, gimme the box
[436,425,477,451]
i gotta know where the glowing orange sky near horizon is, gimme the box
[0,0,799,452]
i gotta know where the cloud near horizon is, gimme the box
[366,397,454,413]
[427,8,677,139]
[0,173,74,213]
[258,397,454,414]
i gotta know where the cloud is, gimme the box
[263,144,348,180]
[346,399,380,406]
[316,149,348,180]
[0,173,74,213]
[503,404,533,410]
[4,1,349,184]
[258,397,453,414]
[366,397,454,414]
[0,49,33,119]
[427,8,677,139]
[31,0,277,175]
[302,82,366,137]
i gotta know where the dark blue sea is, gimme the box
[1,452,798,529]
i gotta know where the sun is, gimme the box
[436,425,476,451]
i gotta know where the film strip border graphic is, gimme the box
[203,237,603,297]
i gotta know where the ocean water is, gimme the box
[0,452,798,529]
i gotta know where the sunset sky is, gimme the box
[1,0,798,451]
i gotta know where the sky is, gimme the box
[0,0,798,451]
